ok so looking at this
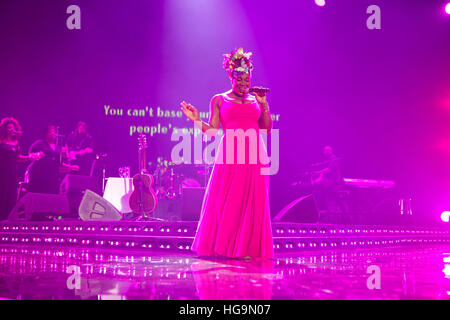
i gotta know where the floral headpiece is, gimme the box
[223,48,253,77]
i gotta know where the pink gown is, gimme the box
[191,95,274,259]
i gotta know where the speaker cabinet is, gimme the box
[78,189,123,221]
[60,174,96,216]
[181,187,205,221]
[273,194,319,223]
[8,193,70,221]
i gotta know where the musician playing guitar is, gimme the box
[64,121,94,175]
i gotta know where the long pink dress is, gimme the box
[191,95,274,259]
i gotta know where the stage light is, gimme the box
[441,211,450,222]
[315,0,325,6]
[445,3,450,15]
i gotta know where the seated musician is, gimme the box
[311,145,343,213]
[311,145,342,187]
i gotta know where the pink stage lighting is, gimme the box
[315,0,325,7]
[441,211,450,222]
[446,3,450,15]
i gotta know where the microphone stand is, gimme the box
[93,154,108,194]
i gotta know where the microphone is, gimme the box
[249,87,270,94]
[96,153,108,160]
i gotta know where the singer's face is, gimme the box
[231,72,251,96]
[6,124,15,137]
[324,146,333,157]
[77,123,87,135]
[47,127,57,142]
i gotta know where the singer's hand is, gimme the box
[29,152,44,161]
[68,151,78,161]
[180,101,200,122]
[250,87,268,106]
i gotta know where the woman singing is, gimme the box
[0,117,42,220]
[180,48,273,259]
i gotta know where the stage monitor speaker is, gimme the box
[78,189,123,221]
[181,187,205,221]
[273,194,319,223]
[8,193,70,221]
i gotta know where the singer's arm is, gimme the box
[60,162,80,172]
[17,153,43,162]
[75,147,94,156]
[257,102,273,134]
[181,95,221,137]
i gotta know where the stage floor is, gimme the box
[0,244,449,300]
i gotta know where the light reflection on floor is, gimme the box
[0,245,449,300]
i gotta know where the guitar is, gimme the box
[128,133,158,217]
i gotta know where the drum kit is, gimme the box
[148,157,213,200]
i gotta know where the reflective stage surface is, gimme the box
[0,245,450,300]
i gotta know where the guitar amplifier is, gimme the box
[181,187,206,221]
[60,174,97,216]
[60,174,96,193]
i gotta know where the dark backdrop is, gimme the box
[1,0,449,225]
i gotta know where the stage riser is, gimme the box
[1,221,448,239]
[1,220,450,253]
[0,232,450,252]
[1,234,449,253]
